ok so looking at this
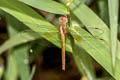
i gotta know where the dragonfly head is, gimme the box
[59,16,68,24]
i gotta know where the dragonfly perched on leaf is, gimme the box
[20,16,104,70]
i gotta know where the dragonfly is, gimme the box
[58,16,67,70]
[20,17,104,71]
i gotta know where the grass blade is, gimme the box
[0,31,41,54]
[6,54,18,80]
[29,65,36,80]
[70,37,96,80]
[14,45,30,80]
[96,0,109,25]
[108,0,119,69]
[69,25,120,79]
[19,0,67,15]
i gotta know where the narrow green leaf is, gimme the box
[80,0,91,4]
[95,77,114,80]
[70,37,95,80]
[6,45,30,80]
[6,54,18,80]
[108,0,119,69]
[0,31,41,54]
[0,57,4,79]
[14,45,30,80]
[29,65,36,80]
[69,26,120,79]
[96,0,109,25]
[117,42,120,60]
[19,0,67,15]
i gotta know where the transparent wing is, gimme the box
[20,28,59,48]
[21,29,59,40]
[20,22,104,40]
[81,27,104,38]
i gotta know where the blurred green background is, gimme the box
[0,0,119,80]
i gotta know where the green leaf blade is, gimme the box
[69,26,120,79]
[108,0,119,68]
[19,0,68,15]
[70,38,96,80]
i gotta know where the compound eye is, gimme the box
[59,16,68,23]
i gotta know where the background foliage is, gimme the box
[0,0,119,80]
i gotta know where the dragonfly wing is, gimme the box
[70,26,106,44]
[81,27,104,39]
[22,21,58,32]
[20,29,59,40]
[71,27,105,43]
